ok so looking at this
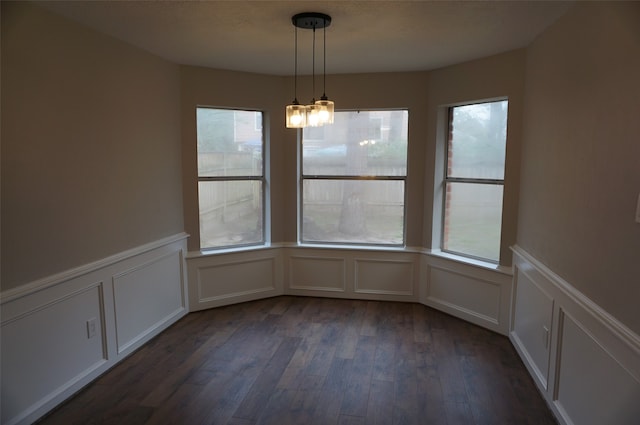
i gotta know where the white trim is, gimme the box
[511,330,549,390]
[186,242,284,259]
[510,245,640,425]
[1,281,104,326]
[354,257,415,296]
[1,232,189,304]
[289,242,423,254]
[288,254,347,292]
[511,245,640,356]
[1,236,188,425]
[423,258,510,334]
[423,248,514,276]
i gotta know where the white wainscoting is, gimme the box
[284,247,420,302]
[186,247,283,311]
[0,234,188,425]
[422,253,513,335]
[188,246,510,334]
[511,246,640,425]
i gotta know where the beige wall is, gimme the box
[518,2,640,334]
[1,2,184,290]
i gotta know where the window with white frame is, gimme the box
[301,110,408,245]
[196,108,265,249]
[442,100,507,262]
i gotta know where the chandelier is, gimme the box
[285,12,334,128]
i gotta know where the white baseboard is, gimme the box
[0,234,188,425]
[511,245,640,425]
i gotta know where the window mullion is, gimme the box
[302,175,405,181]
[198,175,263,182]
[444,177,504,185]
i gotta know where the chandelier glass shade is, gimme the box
[315,97,335,125]
[285,12,334,129]
[285,101,306,128]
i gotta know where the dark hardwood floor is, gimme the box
[38,296,557,425]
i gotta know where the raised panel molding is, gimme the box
[510,266,554,390]
[354,258,414,296]
[422,254,512,335]
[283,247,419,302]
[0,234,188,425]
[554,310,640,425]
[511,246,640,425]
[187,249,282,311]
[1,284,107,425]
[289,255,346,292]
[112,250,186,354]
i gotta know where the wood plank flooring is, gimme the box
[38,296,557,425]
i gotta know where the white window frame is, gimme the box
[196,107,267,251]
[299,109,409,247]
[435,99,508,264]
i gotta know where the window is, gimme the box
[301,110,408,245]
[442,100,507,262]
[196,108,265,249]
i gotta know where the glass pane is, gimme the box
[197,108,263,177]
[448,101,507,180]
[303,110,408,176]
[198,181,263,248]
[443,182,503,262]
[302,180,405,245]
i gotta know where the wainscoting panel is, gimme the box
[1,284,106,425]
[422,254,512,335]
[284,247,419,302]
[510,266,554,389]
[187,248,282,311]
[354,258,414,296]
[511,246,640,425]
[289,255,346,292]
[112,251,186,354]
[554,311,640,425]
[0,234,188,425]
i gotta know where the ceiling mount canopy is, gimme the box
[292,12,332,30]
[285,12,334,129]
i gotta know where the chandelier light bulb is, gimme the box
[306,103,322,127]
[315,98,334,124]
[286,102,307,128]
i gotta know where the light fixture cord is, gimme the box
[312,25,316,101]
[323,19,327,98]
[294,25,298,102]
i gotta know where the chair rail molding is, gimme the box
[1,234,189,425]
[510,245,640,425]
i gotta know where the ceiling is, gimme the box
[36,0,574,76]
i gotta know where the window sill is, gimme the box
[291,242,421,253]
[186,244,513,276]
[186,243,283,259]
[424,249,513,276]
